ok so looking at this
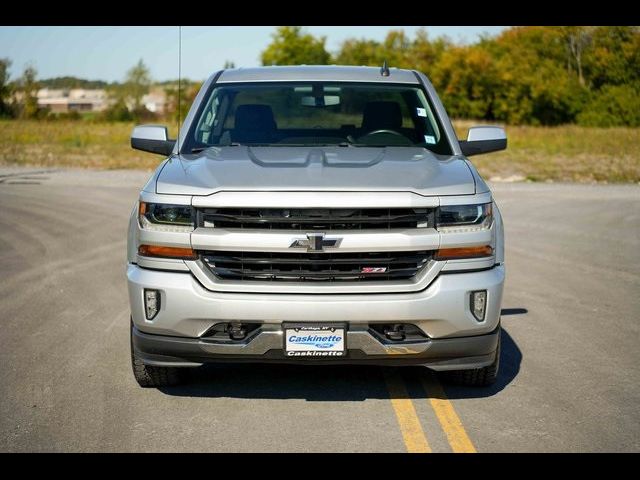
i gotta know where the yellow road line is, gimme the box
[383,369,431,453]
[421,374,476,453]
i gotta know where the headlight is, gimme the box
[437,203,492,232]
[139,202,194,232]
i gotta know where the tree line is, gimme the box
[261,26,640,127]
[1,26,638,126]
[0,58,200,123]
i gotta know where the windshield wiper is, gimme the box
[336,142,373,147]
[191,143,242,153]
[191,142,397,152]
[246,142,373,147]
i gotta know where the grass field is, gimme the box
[453,121,640,183]
[1,120,639,183]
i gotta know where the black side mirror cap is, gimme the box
[130,125,175,156]
[459,138,507,156]
[459,126,507,156]
[131,137,176,156]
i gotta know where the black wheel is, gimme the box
[130,321,184,388]
[445,329,501,387]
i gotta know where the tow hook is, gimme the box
[384,324,406,341]
[228,322,247,340]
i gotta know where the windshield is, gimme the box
[184,82,452,154]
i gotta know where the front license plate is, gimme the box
[284,325,346,357]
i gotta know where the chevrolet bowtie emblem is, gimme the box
[289,232,342,252]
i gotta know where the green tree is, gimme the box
[482,27,586,125]
[124,59,152,111]
[335,37,383,66]
[577,84,640,127]
[101,59,154,122]
[411,29,451,75]
[561,26,595,86]
[19,65,42,119]
[100,95,133,122]
[164,80,201,124]
[38,76,109,89]
[430,43,499,120]
[335,29,450,73]
[261,26,331,66]
[0,58,14,118]
[335,30,416,68]
[585,26,640,88]
[333,25,640,126]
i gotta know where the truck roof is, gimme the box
[216,65,420,84]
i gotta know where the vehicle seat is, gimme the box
[233,104,277,144]
[361,101,403,133]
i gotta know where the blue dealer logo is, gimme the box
[288,334,342,349]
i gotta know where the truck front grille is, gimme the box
[199,208,433,230]
[201,250,432,282]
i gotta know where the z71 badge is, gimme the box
[361,267,388,274]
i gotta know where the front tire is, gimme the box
[445,329,501,387]
[130,321,184,388]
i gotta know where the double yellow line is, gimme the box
[383,369,476,453]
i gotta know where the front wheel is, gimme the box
[130,321,184,388]
[445,329,501,387]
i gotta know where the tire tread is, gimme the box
[130,321,183,388]
[444,329,501,387]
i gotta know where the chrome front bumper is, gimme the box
[128,263,504,368]
[132,323,500,370]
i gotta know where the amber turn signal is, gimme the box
[435,245,493,260]
[138,244,197,259]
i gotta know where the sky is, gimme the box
[0,26,508,83]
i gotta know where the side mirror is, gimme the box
[131,125,175,156]
[459,126,507,157]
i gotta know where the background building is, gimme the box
[37,88,108,113]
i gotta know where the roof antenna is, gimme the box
[380,59,390,77]
[177,25,182,156]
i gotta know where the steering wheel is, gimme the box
[356,129,413,145]
[361,129,405,138]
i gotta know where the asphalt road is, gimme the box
[0,167,638,452]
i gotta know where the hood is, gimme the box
[155,146,475,196]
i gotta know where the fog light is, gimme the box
[470,290,487,321]
[144,289,160,320]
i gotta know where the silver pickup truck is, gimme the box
[126,65,507,388]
